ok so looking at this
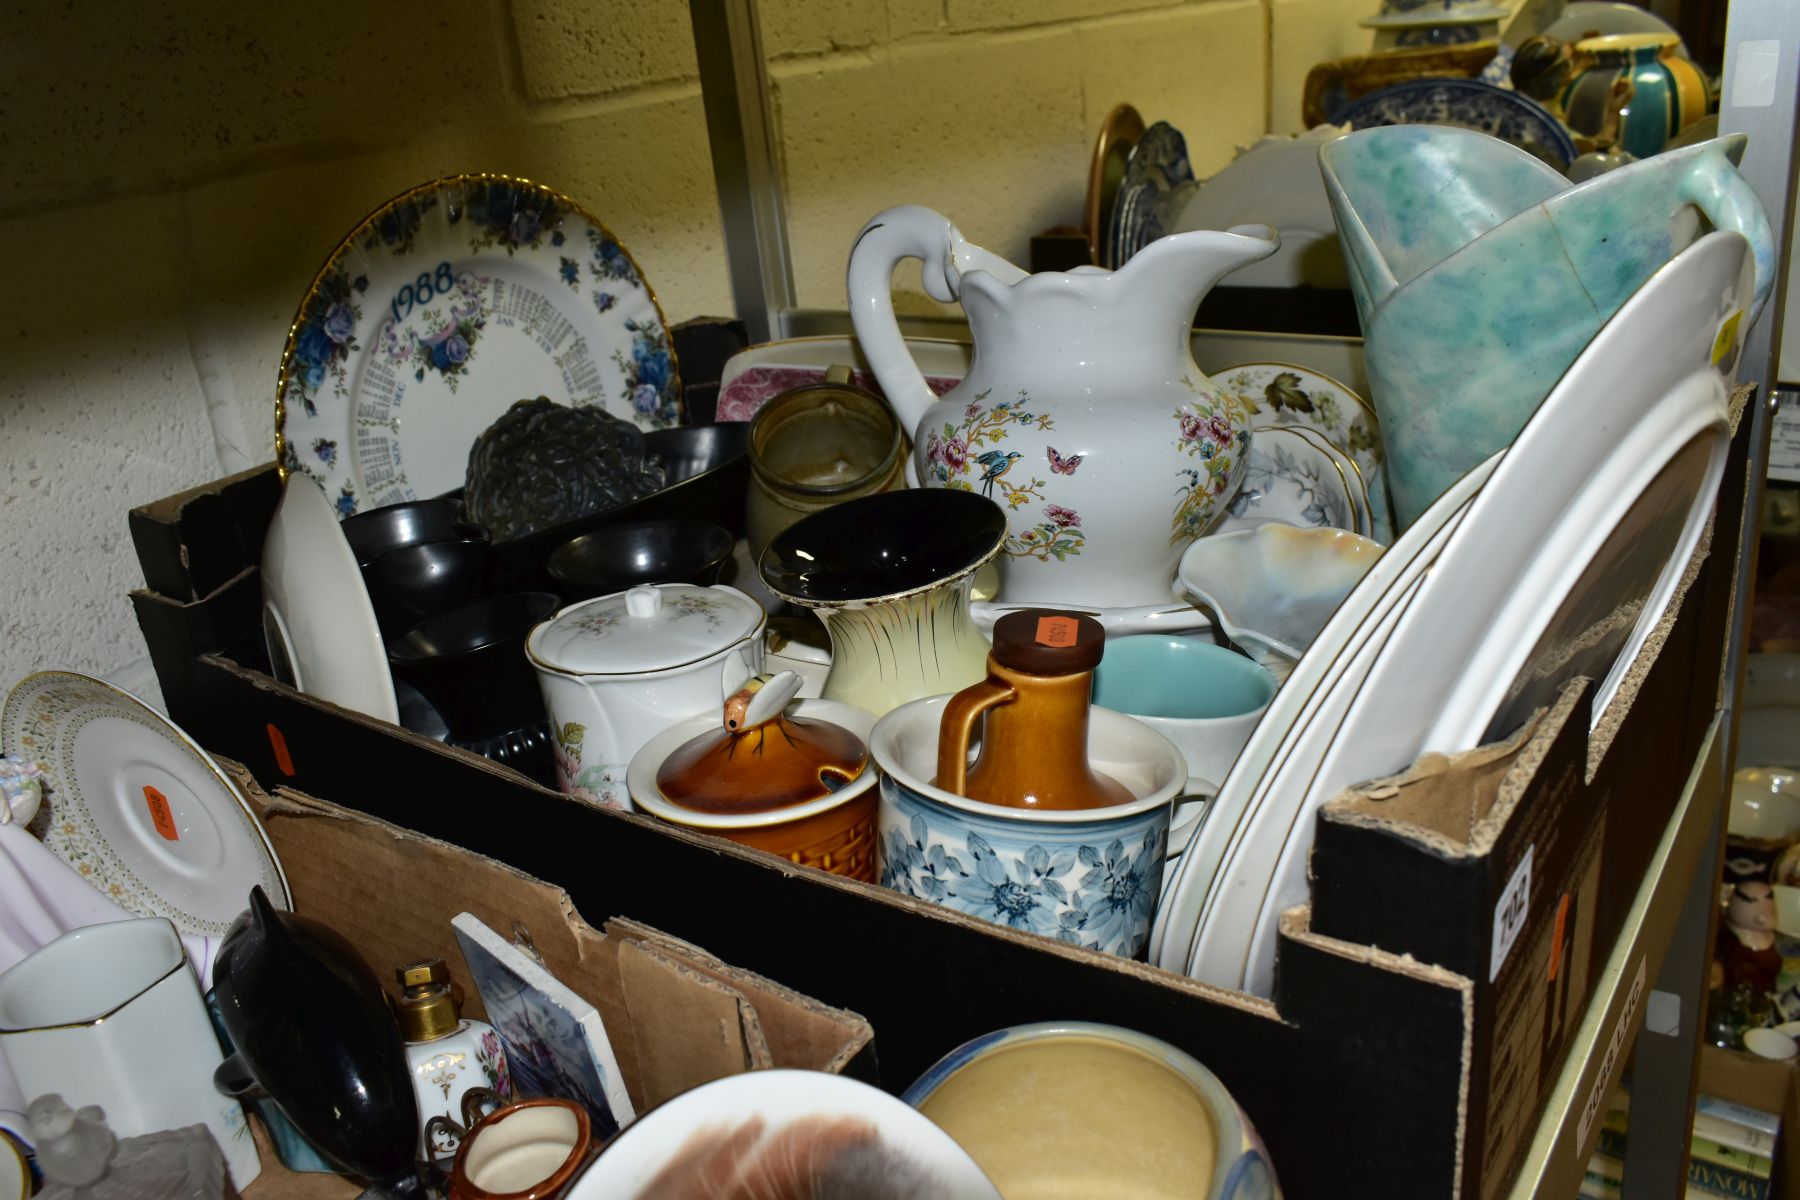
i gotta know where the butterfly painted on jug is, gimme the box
[1046,447,1084,476]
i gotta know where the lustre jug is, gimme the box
[848,206,1278,609]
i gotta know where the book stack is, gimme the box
[1581,1088,1781,1199]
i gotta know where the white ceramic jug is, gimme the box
[848,206,1278,609]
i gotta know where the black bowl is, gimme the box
[548,518,734,601]
[340,498,487,567]
[486,423,751,592]
[386,591,559,743]
[760,489,1008,603]
[362,538,494,637]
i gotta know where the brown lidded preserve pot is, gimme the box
[934,609,1132,811]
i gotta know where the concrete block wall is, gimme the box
[0,0,1376,704]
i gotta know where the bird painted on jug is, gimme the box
[976,450,1023,497]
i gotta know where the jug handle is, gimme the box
[848,206,1024,434]
[936,680,1014,796]
[1678,138,1777,322]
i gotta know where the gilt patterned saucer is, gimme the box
[1,672,289,936]
[276,173,682,518]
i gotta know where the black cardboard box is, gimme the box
[124,395,1751,1197]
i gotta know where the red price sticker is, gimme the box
[267,723,296,777]
[144,786,179,841]
[1548,893,1571,983]
[1035,616,1079,647]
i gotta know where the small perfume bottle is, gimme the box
[393,958,511,1161]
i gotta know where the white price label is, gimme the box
[1491,844,1534,982]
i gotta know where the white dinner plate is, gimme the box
[261,473,399,722]
[1212,231,1749,997]
[1148,454,1493,972]
[276,174,680,517]
[1,672,290,937]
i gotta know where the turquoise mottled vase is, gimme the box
[1321,125,1773,529]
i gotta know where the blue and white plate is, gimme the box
[1213,427,1369,539]
[276,174,682,518]
[1334,78,1579,170]
[1109,121,1196,268]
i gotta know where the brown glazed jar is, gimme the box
[934,609,1132,811]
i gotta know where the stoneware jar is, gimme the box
[937,610,1132,811]
[872,693,1185,957]
[528,583,766,811]
[848,204,1276,609]
[903,1022,1280,1200]
[627,672,882,881]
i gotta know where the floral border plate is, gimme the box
[276,173,682,518]
[2,671,290,937]
[1210,363,1391,542]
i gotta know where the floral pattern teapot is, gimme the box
[848,205,1278,609]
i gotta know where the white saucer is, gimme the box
[1,672,290,937]
[262,473,399,722]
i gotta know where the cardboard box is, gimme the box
[125,396,1753,1198]
[216,762,874,1196]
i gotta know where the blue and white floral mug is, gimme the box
[871,694,1185,958]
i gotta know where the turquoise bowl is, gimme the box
[903,1021,1280,1200]
[1093,636,1275,720]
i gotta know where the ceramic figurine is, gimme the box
[937,610,1130,811]
[746,365,905,561]
[394,959,511,1163]
[759,489,1004,718]
[29,1096,229,1200]
[1719,881,1783,997]
[848,204,1277,609]
[211,887,423,1195]
[528,582,767,811]
[1320,125,1774,528]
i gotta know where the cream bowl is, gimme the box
[903,1021,1278,1200]
[871,694,1185,957]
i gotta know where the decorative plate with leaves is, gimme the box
[276,174,683,518]
[1209,362,1392,542]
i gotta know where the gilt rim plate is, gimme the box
[2,671,290,937]
[1209,362,1389,540]
[275,173,683,518]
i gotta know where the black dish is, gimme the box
[387,591,560,743]
[548,518,734,601]
[363,538,494,638]
[212,887,423,1194]
[760,488,1008,603]
[339,498,486,567]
